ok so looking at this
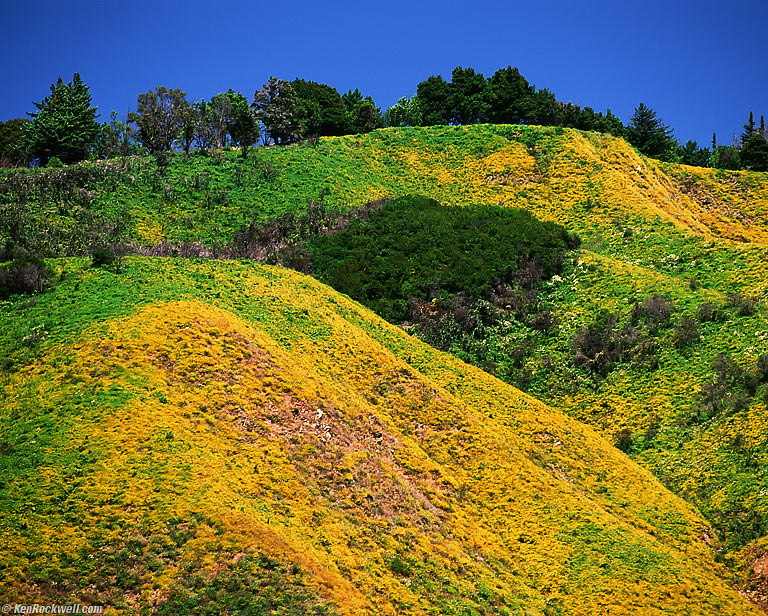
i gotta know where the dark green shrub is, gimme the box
[0,255,50,299]
[91,247,116,268]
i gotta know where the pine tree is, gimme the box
[742,111,756,144]
[625,103,677,160]
[741,134,768,171]
[23,72,99,165]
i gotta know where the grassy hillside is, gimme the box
[2,124,768,608]
[0,257,760,614]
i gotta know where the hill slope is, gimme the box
[0,258,760,614]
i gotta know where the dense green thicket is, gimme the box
[304,195,579,322]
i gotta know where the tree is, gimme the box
[225,91,259,157]
[23,72,99,165]
[742,111,756,144]
[625,103,677,160]
[448,66,488,125]
[252,77,303,145]
[740,134,768,171]
[486,66,534,125]
[676,140,710,167]
[129,87,188,153]
[290,79,348,137]
[711,145,741,170]
[383,96,422,127]
[96,111,137,159]
[177,102,197,155]
[193,100,216,153]
[529,88,561,126]
[208,93,234,148]
[0,118,30,167]
[415,75,451,126]
[342,89,380,133]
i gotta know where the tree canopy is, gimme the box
[22,72,99,165]
[625,103,677,161]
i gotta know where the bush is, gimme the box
[631,294,674,331]
[91,247,116,268]
[674,316,701,348]
[0,255,50,299]
[727,293,756,317]
[613,428,634,453]
[572,312,643,377]
[697,302,723,323]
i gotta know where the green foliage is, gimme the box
[342,89,380,134]
[383,96,422,127]
[159,553,335,615]
[626,103,677,161]
[740,134,768,172]
[415,75,451,126]
[305,195,578,322]
[0,118,30,167]
[96,111,138,159]
[225,91,259,158]
[253,77,303,145]
[448,66,488,125]
[711,145,742,170]
[22,73,99,166]
[129,86,189,153]
[0,255,50,299]
[291,79,348,138]
[676,140,711,167]
[486,66,534,125]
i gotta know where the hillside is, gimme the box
[2,124,768,609]
[0,258,760,614]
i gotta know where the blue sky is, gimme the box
[1,0,765,146]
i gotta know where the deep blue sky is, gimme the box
[1,0,765,146]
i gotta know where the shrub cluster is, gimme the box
[0,255,50,299]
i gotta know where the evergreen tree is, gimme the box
[676,140,710,167]
[625,103,677,160]
[23,72,99,165]
[741,134,768,171]
[742,111,756,144]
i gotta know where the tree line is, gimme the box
[1,68,766,171]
